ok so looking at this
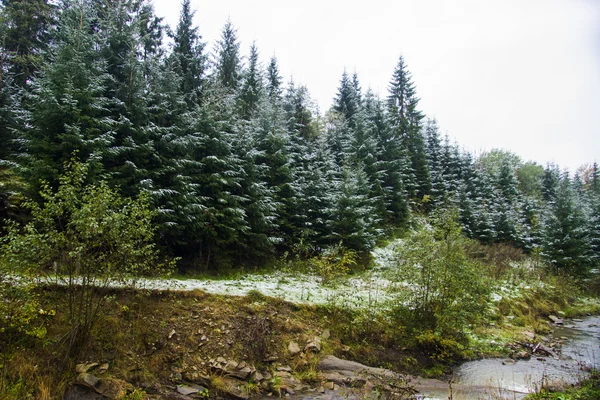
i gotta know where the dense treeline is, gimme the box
[1,0,599,275]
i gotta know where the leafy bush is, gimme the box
[392,209,490,339]
[1,159,174,355]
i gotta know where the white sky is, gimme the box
[152,0,600,172]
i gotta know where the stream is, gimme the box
[261,316,599,400]
[416,316,600,399]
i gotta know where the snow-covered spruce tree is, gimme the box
[327,163,380,251]
[387,55,430,201]
[23,0,114,195]
[542,163,561,203]
[424,118,446,207]
[333,70,360,126]
[169,0,206,107]
[92,0,165,198]
[188,89,248,268]
[230,103,280,261]
[541,172,593,276]
[238,42,263,119]
[359,91,388,225]
[0,0,56,89]
[215,19,241,91]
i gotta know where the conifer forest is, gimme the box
[2,1,600,399]
[1,0,599,277]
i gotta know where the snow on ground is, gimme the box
[138,270,397,310]
[130,240,406,309]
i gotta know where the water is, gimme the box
[416,316,600,399]
[255,317,599,400]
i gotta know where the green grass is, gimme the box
[526,371,600,400]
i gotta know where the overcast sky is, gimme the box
[152,0,600,172]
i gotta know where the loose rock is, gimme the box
[288,341,301,356]
[75,363,99,374]
[305,337,322,353]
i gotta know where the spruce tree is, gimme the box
[333,70,360,124]
[170,0,205,106]
[327,163,380,251]
[387,55,430,200]
[239,42,263,118]
[0,0,56,88]
[24,0,113,194]
[215,19,241,90]
[541,172,592,276]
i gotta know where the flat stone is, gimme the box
[549,315,564,325]
[502,359,516,365]
[228,366,252,380]
[177,384,207,396]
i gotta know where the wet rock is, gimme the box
[502,359,516,365]
[288,341,301,356]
